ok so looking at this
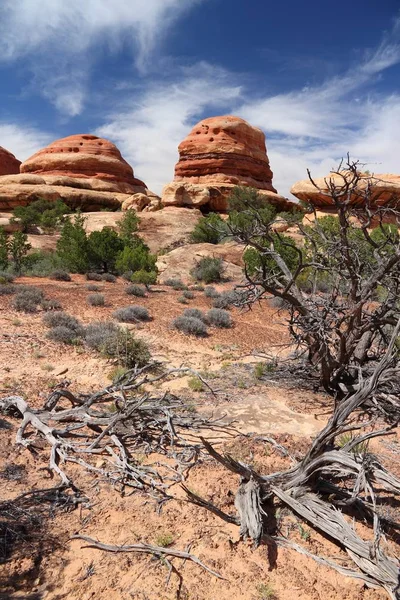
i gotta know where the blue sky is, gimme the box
[0,0,400,196]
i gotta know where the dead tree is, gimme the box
[225,159,400,402]
[186,322,400,598]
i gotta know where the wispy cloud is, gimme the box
[0,0,205,116]
[0,123,52,162]
[96,63,242,194]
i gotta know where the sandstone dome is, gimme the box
[0,134,160,212]
[21,134,145,187]
[162,115,295,212]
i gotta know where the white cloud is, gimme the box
[0,123,52,162]
[96,64,242,194]
[0,0,205,116]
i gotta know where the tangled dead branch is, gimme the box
[0,364,236,500]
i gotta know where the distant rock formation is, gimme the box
[0,135,160,212]
[162,115,294,212]
[0,146,21,176]
[291,171,400,209]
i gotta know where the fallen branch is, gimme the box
[71,534,225,580]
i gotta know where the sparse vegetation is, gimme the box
[173,315,208,337]
[86,272,103,281]
[46,325,79,345]
[125,284,146,297]
[182,289,194,299]
[255,582,277,600]
[84,321,151,367]
[87,293,105,306]
[41,298,62,311]
[182,308,206,321]
[101,273,117,283]
[212,289,242,309]
[164,278,187,290]
[204,285,220,298]
[190,212,228,244]
[187,376,204,392]
[177,295,189,304]
[50,269,71,282]
[191,256,224,284]
[0,283,16,295]
[86,283,101,291]
[113,305,151,323]
[42,312,84,336]
[154,532,174,548]
[206,308,232,328]
[12,286,44,313]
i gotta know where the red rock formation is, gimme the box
[175,115,276,191]
[21,134,145,187]
[0,134,160,212]
[162,115,295,212]
[291,172,400,209]
[0,146,21,176]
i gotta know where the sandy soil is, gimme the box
[0,275,398,600]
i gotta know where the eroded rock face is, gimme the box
[157,241,244,283]
[162,115,295,212]
[174,115,276,190]
[21,134,144,189]
[0,135,160,212]
[291,172,400,209]
[0,146,21,176]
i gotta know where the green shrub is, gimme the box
[0,228,9,271]
[117,209,140,247]
[21,250,65,278]
[125,284,146,297]
[183,290,194,299]
[164,278,187,290]
[0,272,15,283]
[178,296,189,304]
[191,257,224,284]
[113,306,151,323]
[50,270,71,282]
[206,308,232,328]
[130,270,157,287]
[173,315,208,337]
[190,213,227,244]
[115,243,157,275]
[57,213,89,273]
[87,293,105,306]
[13,286,44,313]
[11,198,70,233]
[88,227,124,273]
[188,377,204,392]
[9,231,31,274]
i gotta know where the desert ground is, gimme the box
[1,275,398,600]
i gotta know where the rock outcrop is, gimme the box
[157,241,244,283]
[162,115,294,212]
[0,146,21,176]
[291,171,400,209]
[0,135,160,212]
[78,207,202,254]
